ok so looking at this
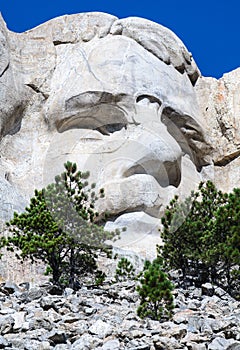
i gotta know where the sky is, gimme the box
[1,0,240,79]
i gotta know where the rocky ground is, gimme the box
[0,278,239,350]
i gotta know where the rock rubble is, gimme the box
[0,280,239,350]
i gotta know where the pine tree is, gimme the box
[136,257,174,321]
[158,181,240,298]
[3,162,119,288]
[203,187,240,298]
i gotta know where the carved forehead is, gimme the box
[50,35,199,120]
[18,12,199,85]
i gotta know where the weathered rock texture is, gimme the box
[196,70,240,192]
[0,12,239,254]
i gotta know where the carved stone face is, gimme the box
[0,14,208,253]
[43,35,206,250]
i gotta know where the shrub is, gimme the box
[3,161,119,289]
[95,270,106,286]
[114,257,136,282]
[136,257,174,321]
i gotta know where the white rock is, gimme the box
[89,319,113,338]
[208,337,240,350]
[12,311,26,331]
[102,339,120,350]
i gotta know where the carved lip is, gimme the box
[99,173,177,222]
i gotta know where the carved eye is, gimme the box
[95,123,127,135]
[136,94,162,106]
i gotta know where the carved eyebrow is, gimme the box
[65,91,132,111]
[65,92,104,110]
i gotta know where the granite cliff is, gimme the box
[0,12,239,256]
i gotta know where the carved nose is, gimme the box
[123,157,181,188]
[122,122,183,188]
